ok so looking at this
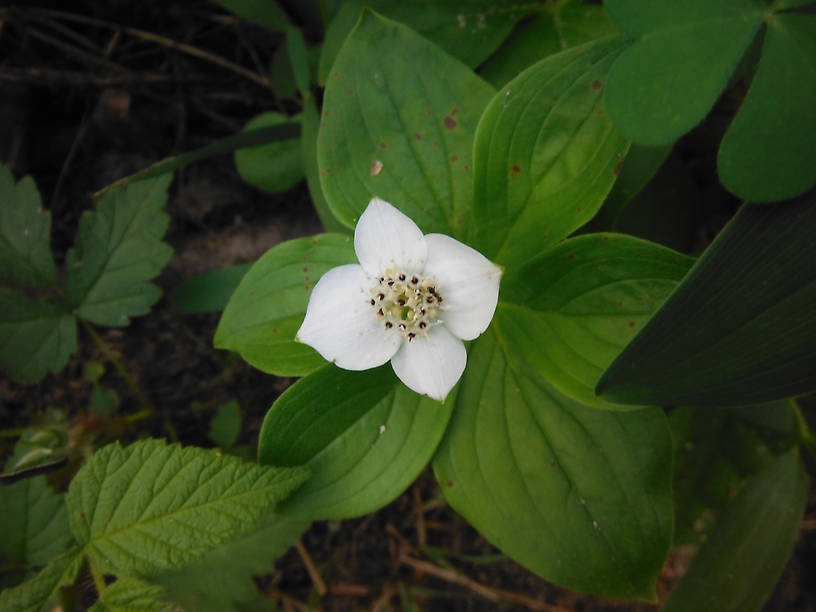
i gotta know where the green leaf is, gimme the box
[156,514,308,612]
[318,9,495,236]
[597,191,816,406]
[318,1,529,85]
[0,476,74,568]
[0,549,84,612]
[234,113,304,194]
[67,439,309,576]
[65,175,173,326]
[499,233,693,409]
[479,1,616,89]
[432,327,673,601]
[718,13,816,201]
[0,290,77,383]
[670,403,796,545]
[472,36,630,266]
[214,234,356,377]
[604,0,765,145]
[169,264,251,314]
[0,165,56,288]
[90,577,169,612]
[89,384,120,415]
[663,448,808,612]
[91,124,300,201]
[285,26,311,97]
[210,400,242,448]
[211,0,291,30]
[259,364,453,519]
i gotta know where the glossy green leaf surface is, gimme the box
[66,174,173,326]
[718,13,816,201]
[663,448,808,612]
[0,165,56,289]
[234,113,303,194]
[169,264,251,314]
[433,327,673,601]
[0,475,73,569]
[604,0,765,145]
[259,364,453,519]
[90,577,168,612]
[597,191,816,405]
[318,10,495,236]
[499,233,693,409]
[0,549,83,612]
[214,234,356,376]
[0,290,77,383]
[67,439,309,576]
[472,36,629,266]
[156,514,308,612]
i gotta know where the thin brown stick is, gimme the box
[0,67,195,86]
[295,540,327,596]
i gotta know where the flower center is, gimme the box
[368,268,443,341]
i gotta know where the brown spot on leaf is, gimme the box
[591,79,602,90]
[446,480,454,488]
[380,141,388,149]
[568,254,575,260]
[550,460,557,467]
[614,156,626,176]
[509,164,521,178]
[628,321,636,328]
[577,206,583,212]
[413,132,422,141]
[271,326,278,334]
[450,154,458,163]
[443,115,457,129]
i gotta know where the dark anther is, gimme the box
[387,280,394,286]
[428,287,436,294]
[399,274,406,281]
[378,308,384,316]
[419,322,426,329]
[385,322,393,328]
[408,333,416,341]
[398,299,406,306]
[411,276,419,284]
[378,293,385,300]
[420,309,426,315]
[426,297,434,303]
[379,277,384,283]
[370,299,375,305]
[398,323,406,330]
[437,296,443,303]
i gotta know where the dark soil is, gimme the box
[1,2,814,611]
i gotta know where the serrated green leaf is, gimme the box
[90,577,169,612]
[67,439,309,576]
[318,1,530,86]
[499,233,693,409]
[66,175,174,326]
[663,448,808,612]
[0,475,74,569]
[210,400,242,448]
[259,364,453,519]
[318,9,495,236]
[472,36,630,266]
[479,1,616,88]
[0,165,56,288]
[432,327,673,601]
[597,191,816,406]
[718,13,816,201]
[234,113,304,194]
[0,289,77,383]
[604,0,765,145]
[0,549,84,612]
[214,234,356,376]
[169,264,251,314]
[156,514,308,612]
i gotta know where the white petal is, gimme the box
[422,234,502,341]
[354,198,427,276]
[296,264,402,370]
[390,325,466,401]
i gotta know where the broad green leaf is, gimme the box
[210,400,242,448]
[156,514,308,612]
[0,476,73,569]
[214,234,356,376]
[663,448,808,612]
[670,403,796,545]
[318,9,495,236]
[90,577,169,612]
[66,175,173,326]
[0,549,83,612]
[169,264,251,314]
[318,1,530,85]
[285,26,311,97]
[472,36,630,266]
[259,364,454,519]
[67,439,309,576]
[0,290,77,383]
[0,166,56,288]
[597,191,816,405]
[211,0,291,30]
[499,233,693,409]
[604,0,765,145]
[234,113,303,194]
[432,327,673,601]
[479,1,616,88]
[718,13,816,201]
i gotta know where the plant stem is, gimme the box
[792,401,816,457]
[81,321,154,416]
[89,559,107,598]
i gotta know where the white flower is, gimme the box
[296,198,502,401]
